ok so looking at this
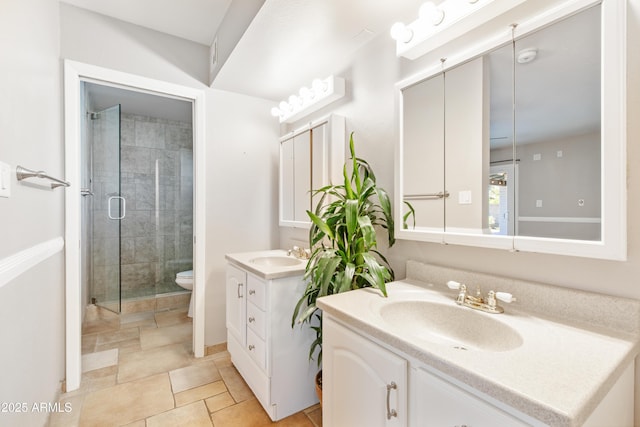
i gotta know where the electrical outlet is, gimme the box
[536,199,543,208]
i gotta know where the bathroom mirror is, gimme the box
[395,0,626,259]
[280,115,345,228]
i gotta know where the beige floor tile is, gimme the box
[120,311,157,329]
[210,398,272,427]
[121,298,156,314]
[169,360,222,393]
[210,351,233,369]
[82,317,120,335]
[218,365,254,403]
[95,336,142,354]
[63,367,118,398]
[156,293,190,311]
[96,326,140,346]
[155,308,191,328]
[79,373,174,426]
[304,405,323,427]
[82,333,98,354]
[140,322,192,350]
[174,381,227,407]
[48,393,84,427]
[117,342,192,383]
[204,391,236,413]
[121,420,146,427]
[146,400,212,427]
[275,411,315,426]
[82,348,118,373]
[205,342,227,356]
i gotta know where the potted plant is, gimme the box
[292,132,407,402]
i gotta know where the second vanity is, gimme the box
[225,250,318,421]
[317,261,640,427]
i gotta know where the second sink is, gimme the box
[379,300,523,352]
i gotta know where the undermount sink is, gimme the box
[379,300,523,352]
[249,256,303,267]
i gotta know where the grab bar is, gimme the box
[16,165,70,189]
[403,191,450,200]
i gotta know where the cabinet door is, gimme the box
[411,367,532,426]
[226,264,246,345]
[293,131,311,222]
[323,315,407,427]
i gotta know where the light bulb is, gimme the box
[299,86,313,104]
[270,107,281,117]
[419,2,445,26]
[390,22,413,43]
[279,101,291,112]
[312,78,327,94]
[288,94,301,108]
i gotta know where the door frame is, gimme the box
[64,60,207,391]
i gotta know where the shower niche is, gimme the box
[82,82,194,313]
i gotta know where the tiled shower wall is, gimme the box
[91,112,193,302]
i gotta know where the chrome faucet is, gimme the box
[287,246,310,260]
[446,280,515,314]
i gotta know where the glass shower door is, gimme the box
[91,104,122,313]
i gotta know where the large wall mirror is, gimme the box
[395,0,626,259]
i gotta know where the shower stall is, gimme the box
[81,82,194,313]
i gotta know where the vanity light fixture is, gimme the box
[390,0,528,60]
[271,75,345,123]
[419,2,445,26]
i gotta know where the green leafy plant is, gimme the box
[292,132,404,367]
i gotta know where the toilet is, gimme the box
[175,270,194,317]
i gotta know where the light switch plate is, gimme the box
[0,161,11,198]
[458,190,472,205]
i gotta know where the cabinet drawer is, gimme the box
[247,275,267,310]
[246,328,266,370]
[247,302,266,340]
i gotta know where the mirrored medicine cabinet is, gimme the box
[280,115,345,228]
[395,0,626,260]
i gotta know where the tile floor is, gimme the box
[49,306,322,427]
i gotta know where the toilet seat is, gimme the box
[176,270,193,290]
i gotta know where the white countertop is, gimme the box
[317,279,640,427]
[225,249,306,280]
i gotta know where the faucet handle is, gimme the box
[495,292,516,303]
[447,280,461,290]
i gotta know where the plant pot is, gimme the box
[315,370,323,406]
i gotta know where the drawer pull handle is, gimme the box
[248,316,255,323]
[248,344,255,351]
[386,381,398,420]
[249,289,256,295]
[237,283,243,298]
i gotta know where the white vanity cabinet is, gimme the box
[225,262,318,421]
[323,315,407,427]
[410,367,533,426]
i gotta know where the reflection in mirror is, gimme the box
[488,43,515,236]
[402,73,445,232]
[512,5,601,240]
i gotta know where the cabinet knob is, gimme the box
[248,344,255,351]
[248,316,255,323]
[249,289,256,295]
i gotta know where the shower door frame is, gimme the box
[64,60,207,391]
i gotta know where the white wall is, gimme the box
[59,4,279,346]
[0,1,66,426]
